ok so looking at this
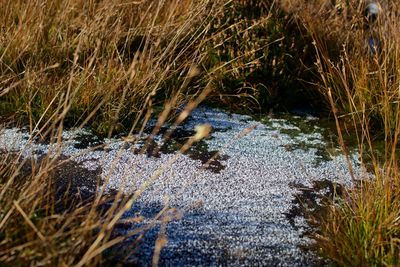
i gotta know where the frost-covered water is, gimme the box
[0,106,365,266]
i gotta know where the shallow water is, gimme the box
[0,106,365,266]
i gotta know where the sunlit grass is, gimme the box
[284,0,400,265]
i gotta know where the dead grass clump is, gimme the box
[316,173,400,266]
[0,0,221,136]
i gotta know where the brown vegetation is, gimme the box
[285,0,400,265]
[1,0,400,265]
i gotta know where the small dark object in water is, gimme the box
[364,2,380,23]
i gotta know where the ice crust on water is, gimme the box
[0,106,364,266]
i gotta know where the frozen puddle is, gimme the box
[0,107,364,266]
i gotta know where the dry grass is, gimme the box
[0,155,116,266]
[283,0,400,265]
[0,0,222,136]
[285,0,400,133]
